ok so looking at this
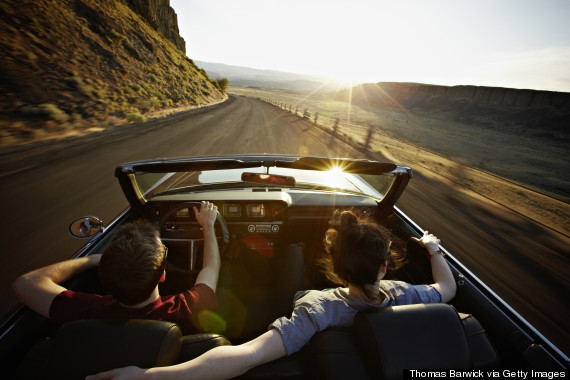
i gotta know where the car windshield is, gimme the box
[134,167,395,199]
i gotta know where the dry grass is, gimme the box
[230,86,570,237]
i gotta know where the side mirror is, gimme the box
[69,216,103,238]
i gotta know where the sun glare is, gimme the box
[321,166,346,188]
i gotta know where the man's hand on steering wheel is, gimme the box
[193,201,217,232]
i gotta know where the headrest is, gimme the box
[179,333,232,361]
[354,303,472,379]
[307,327,372,380]
[33,319,182,380]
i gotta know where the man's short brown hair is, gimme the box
[98,220,166,305]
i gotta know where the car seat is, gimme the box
[307,303,498,380]
[19,319,231,380]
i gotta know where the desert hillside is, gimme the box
[331,82,570,135]
[0,0,226,145]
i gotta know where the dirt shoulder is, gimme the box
[366,131,570,238]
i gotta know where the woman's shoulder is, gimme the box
[379,280,441,304]
[295,288,364,315]
[293,288,342,305]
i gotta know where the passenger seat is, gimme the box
[308,303,498,380]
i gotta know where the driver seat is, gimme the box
[19,319,231,380]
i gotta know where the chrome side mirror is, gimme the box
[68,216,103,238]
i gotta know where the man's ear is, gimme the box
[159,271,166,283]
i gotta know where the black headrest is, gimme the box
[354,303,472,379]
[307,327,372,380]
[23,319,182,380]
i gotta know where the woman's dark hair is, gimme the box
[321,210,407,299]
[99,220,166,305]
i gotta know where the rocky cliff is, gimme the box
[123,0,186,53]
[0,0,225,146]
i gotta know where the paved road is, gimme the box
[0,96,360,314]
[1,95,568,355]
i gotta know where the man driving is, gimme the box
[12,201,220,335]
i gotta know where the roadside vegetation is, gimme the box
[229,86,570,237]
[0,0,228,146]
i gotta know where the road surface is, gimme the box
[1,95,568,355]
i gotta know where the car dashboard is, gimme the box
[142,187,379,290]
[147,187,379,238]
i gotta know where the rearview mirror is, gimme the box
[68,216,103,238]
[241,172,296,186]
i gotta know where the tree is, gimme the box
[215,77,229,93]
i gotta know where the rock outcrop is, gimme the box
[122,0,186,53]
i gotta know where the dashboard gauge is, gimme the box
[247,203,265,217]
[223,203,241,218]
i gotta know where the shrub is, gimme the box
[100,120,116,128]
[110,30,126,42]
[215,78,229,93]
[126,112,146,123]
[141,96,160,109]
[39,104,70,123]
[65,76,94,97]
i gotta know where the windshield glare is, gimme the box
[134,167,395,199]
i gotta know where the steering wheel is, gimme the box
[159,202,229,275]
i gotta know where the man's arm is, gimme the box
[412,231,457,302]
[87,329,287,380]
[193,201,221,292]
[12,254,101,318]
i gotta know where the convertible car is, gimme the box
[0,154,567,379]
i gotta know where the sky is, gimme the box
[170,0,570,92]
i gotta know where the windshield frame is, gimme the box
[115,155,410,210]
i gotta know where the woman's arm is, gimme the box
[412,231,456,302]
[12,254,101,318]
[86,329,287,380]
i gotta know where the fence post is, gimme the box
[364,124,374,149]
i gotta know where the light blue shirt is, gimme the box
[270,280,441,355]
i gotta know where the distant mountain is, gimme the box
[195,61,353,92]
[330,82,570,133]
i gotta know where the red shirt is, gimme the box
[49,283,217,335]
